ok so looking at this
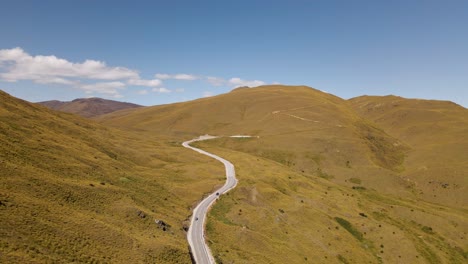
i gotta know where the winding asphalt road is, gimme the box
[182,135,240,264]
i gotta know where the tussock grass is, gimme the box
[350,95,468,207]
[195,142,467,263]
[0,90,223,263]
[5,85,466,263]
[334,217,364,241]
[96,85,467,263]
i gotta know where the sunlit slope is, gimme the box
[100,85,413,200]
[349,96,468,206]
[196,140,468,264]
[0,90,223,263]
[98,86,468,262]
[99,86,353,136]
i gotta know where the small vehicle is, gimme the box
[216,192,220,196]
[195,217,199,221]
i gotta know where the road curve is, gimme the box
[183,135,238,264]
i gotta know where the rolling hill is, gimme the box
[0,90,224,263]
[349,95,468,205]
[99,85,468,263]
[38,97,142,117]
[99,85,468,207]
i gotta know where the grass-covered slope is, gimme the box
[349,95,468,207]
[99,86,414,202]
[0,90,223,263]
[98,85,467,263]
[195,139,467,264]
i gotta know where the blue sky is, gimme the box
[0,0,467,107]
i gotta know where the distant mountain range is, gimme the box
[38,97,142,117]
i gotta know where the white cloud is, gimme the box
[137,89,148,95]
[0,48,270,99]
[0,47,138,82]
[0,47,169,98]
[175,88,185,93]
[0,47,28,61]
[128,78,162,87]
[35,77,78,85]
[203,91,214,97]
[201,76,268,88]
[174,74,198,80]
[228,77,265,88]
[152,87,171,93]
[155,73,198,80]
[80,81,126,98]
[206,76,226,86]
[154,73,171,79]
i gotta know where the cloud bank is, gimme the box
[228,77,266,87]
[155,73,198,80]
[0,47,164,97]
[157,72,267,88]
[0,47,269,99]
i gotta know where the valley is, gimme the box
[1,85,467,263]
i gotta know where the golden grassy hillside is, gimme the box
[195,139,467,263]
[98,85,352,137]
[6,85,465,263]
[349,96,468,206]
[99,85,467,263]
[99,86,419,203]
[0,90,224,263]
